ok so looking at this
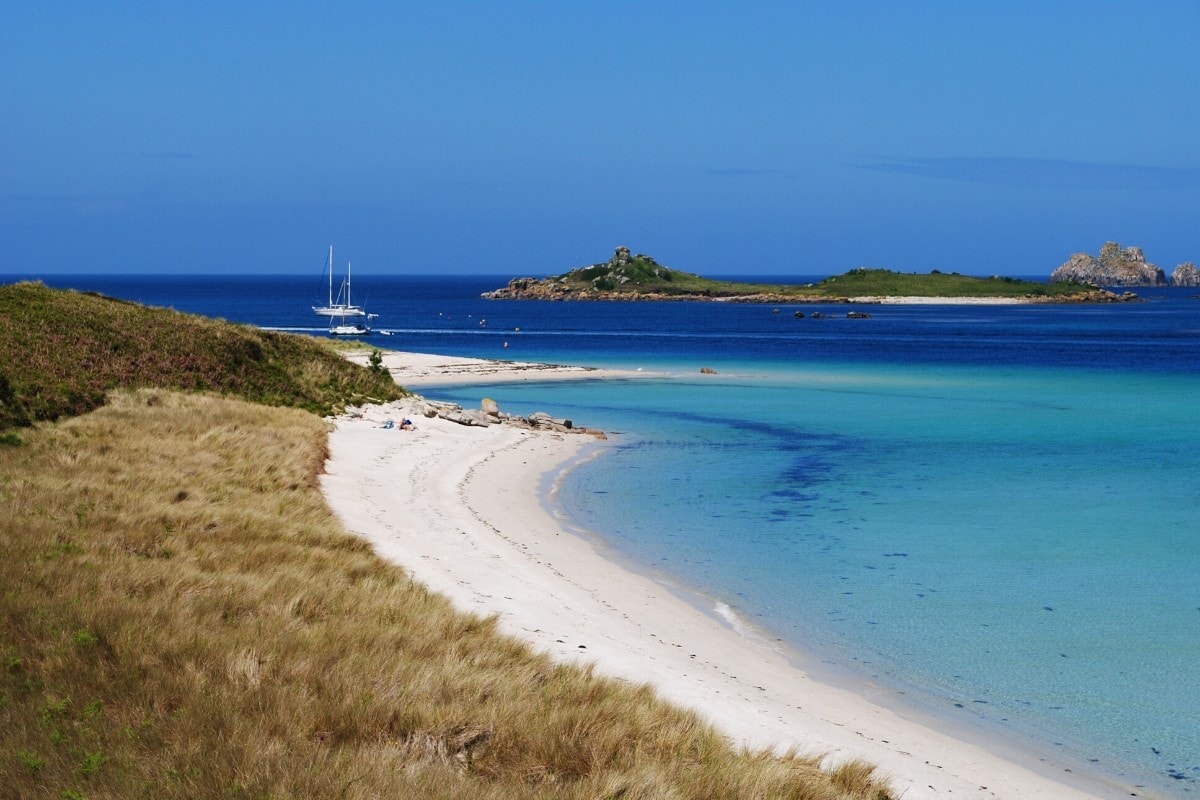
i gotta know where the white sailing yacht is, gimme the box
[313,245,366,317]
[328,260,374,335]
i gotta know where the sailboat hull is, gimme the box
[328,324,371,336]
[313,306,366,317]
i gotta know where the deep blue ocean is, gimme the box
[16,272,1200,797]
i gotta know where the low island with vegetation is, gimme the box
[483,246,1134,303]
[0,281,893,799]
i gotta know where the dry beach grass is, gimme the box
[0,389,890,799]
[0,282,892,799]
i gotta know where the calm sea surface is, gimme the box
[17,273,1200,797]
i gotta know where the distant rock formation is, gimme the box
[1050,242,1168,287]
[1171,262,1200,287]
[609,245,636,267]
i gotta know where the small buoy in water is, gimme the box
[514,326,520,331]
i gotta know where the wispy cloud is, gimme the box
[134,151,195,160]
[852,157,1200,190]
[706,168,780,177]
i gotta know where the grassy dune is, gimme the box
[0,281,407,431]
[0,284,892,799]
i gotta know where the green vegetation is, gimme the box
[798,268,1095,298]
[547,255,807,297]
[0,282,892,798]
[499,255,1101,301]
[0,281,407,431]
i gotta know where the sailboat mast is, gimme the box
[328,245,334,306]
[346,261,352,307]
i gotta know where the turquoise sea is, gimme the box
[19,273,1200,797]
[439,363,1199,797]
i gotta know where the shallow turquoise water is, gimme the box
[435,362,1200,796]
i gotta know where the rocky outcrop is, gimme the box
[482,246,677,300]
[419,398,606,438]
[482,276,572,300]
[1050,242,1168,286]
[1171,262,1200,287]
[351,397,606,438]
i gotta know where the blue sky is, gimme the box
[3,2,1198,276]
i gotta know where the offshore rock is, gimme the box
[1050,242,1168,287]
[1171,262,1200,287]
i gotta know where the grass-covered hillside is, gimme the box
[561,251,780,295]
[0,281,406,431]
[484,248,812,299]
[0,280,893,798]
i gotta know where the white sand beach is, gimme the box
[321,352,1136,800]
[342,348,649,387]
[858,296,1030,305]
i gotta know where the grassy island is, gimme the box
[483,248,1128,303]
[797,268,1098,299]
[0,283,892,799]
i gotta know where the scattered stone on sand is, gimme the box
[360,397,605,439]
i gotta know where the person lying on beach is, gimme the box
[400,418,413,430]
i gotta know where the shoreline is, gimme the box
[479,293,1122,305]
[342,348,652,387]
[321,352,1144,800]
[857,295,1030,305]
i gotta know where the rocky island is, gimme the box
[484,246,1132,304]
[1171,261,1200,287]
[1050,241,1199,287]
